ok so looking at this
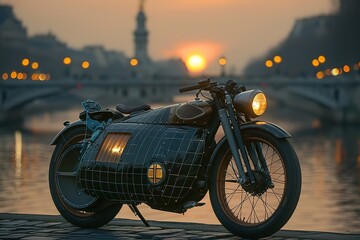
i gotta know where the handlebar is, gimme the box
[179,79,211,93]
[179,84,203,93]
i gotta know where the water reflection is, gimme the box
[0,109,359,233]
[14,131,22,187]
[289,126,360,233]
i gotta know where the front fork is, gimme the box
[217,93,273,188]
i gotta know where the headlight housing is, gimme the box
[233,90,267,118]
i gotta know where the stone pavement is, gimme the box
[0,213,359,240]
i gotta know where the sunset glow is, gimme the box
[186,54,206,73]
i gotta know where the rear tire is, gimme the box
[210,129,301,239]
[49,126,122,228]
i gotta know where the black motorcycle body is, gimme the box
[49,79,301,239]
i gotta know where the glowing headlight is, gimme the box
[233,90,267,118]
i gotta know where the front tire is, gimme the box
[49,126,122,228]
[210,129,301,239]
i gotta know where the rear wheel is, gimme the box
[210,129,301,239]
[49,126,122,228]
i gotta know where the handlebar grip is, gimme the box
[179,84,201,93]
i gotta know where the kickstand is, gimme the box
[128,204,150,227]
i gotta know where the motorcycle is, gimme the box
[49,78,301,239]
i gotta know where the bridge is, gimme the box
[1,76,360,123]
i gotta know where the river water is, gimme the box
[0,100,359,234]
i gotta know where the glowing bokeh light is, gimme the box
[331,68,340,76]
[274,55,282,63]
[343,65,350,73]
[31,62,39,70]
[2,73,8,80]
[265,60,273,68]
[22,58,30,67]
[312,59,320,67]
[82,61,90,69]
[63,57,72,65]
[39,73,46,81]
[316,71,324,79]
[17,73,24,80]
[10,71,17,79]
[186,54,206,73]
[318,55,326,63]
[130,58,138,66]
[31,74,38,80]
[218,57,227,66]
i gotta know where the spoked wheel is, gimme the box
[49,126,122,228]
[210,129,301,239]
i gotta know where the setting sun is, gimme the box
[186,54,206,73]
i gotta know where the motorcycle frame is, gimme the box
[50,83,291,214]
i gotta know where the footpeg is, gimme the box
[182,201,205,211]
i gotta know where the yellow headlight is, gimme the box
[233,90,267,118]
[252,92,267,116]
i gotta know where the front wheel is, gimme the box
[49,126,122,228]
[210,129,301,239]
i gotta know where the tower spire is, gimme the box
[134,0,150,63]
[139,0,145,11]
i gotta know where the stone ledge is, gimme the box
[0,213,359,239]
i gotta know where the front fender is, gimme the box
[206,121,291,181]
[50,120,86,145]
[240,121,291,138]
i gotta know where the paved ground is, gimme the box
[0,213,359,240]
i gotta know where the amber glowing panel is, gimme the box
[96,133,130,163]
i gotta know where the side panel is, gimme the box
[50,120,85,145]
[78,122,209,210]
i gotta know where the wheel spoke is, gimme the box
[259,194,276,219]
[272,178,285,185]
[268,188,282,203]
[225,184,241,203]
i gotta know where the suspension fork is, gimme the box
[243,116,274,187]
[216,93,255,185]
[247,142,274,188]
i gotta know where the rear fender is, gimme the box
[206,121,291,181]
[50,120,86,145]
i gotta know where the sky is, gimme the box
[0,0,334,75]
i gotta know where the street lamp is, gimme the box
[218,56,227,77]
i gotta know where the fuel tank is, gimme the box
[122,100,215,126]
[78,101,215,211]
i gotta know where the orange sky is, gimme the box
[0,0,334,74]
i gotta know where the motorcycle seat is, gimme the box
[116,104,151,114]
